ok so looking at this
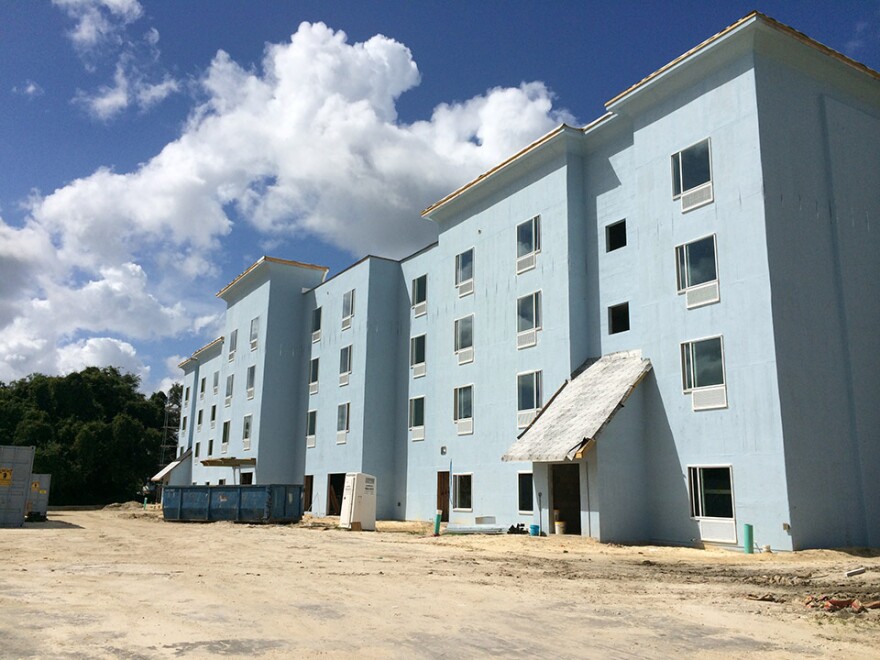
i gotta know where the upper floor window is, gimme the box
[342,289,355,329]
[605,220,627,252]
[306,410,317,448]
[197,409,203,430]
[181,416,187,431]
[249,317,259,350]
[309,357,319,395]
[608,302,630,335]
[676,234,720,308]
[453,385,473,435]
[410,334,426,378]
[517,371,542,428]
[672,138,713,212]
[311,307,322,342]
[242,414,253,450]
[412,275,427,317]
[212,370,219,394]
[455,248,474,297]
[246,365,256,399]
[210,404,216,428]
[409,396,425,441]
[184,386,190,404]
[339,345,352,386]
[221,421,230,452]
[228,329,238,360]
[337,402,350,443]
[225,374,234,406]
[516,291,542,350]
[199,377,206,399]
[454,315,474,365]
[681,336,727,411]
[516,215,541,273]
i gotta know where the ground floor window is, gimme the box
[518,472,533,513]
[688,466,733,518]
[453,473,472,510]
[240,472,253,485]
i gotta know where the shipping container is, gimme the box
[0,445,35,528]
[25,474,52,522]
[162,484,303,523]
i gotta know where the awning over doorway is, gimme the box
[151,449,191,482]
[199,457,257,468]
[502,351,652,463]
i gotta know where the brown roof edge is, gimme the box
[192,336,224,358]
[607,11,879,110]
[216,256,329,299]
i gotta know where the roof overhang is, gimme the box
[199,457,257,468]
[503,351,652,463]
[151,449,192,482]
[217,256,329,300]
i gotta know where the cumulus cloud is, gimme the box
[56,337,147,380]
[53,0,143,54]
[75,58,180,120]
[1,21,574,388]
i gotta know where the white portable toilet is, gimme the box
[339,472,376,531]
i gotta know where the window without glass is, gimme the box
[454,315,474,352]
[242,414,252,447]
[342,289,355,320]
[199,377,205,399]
[311,307,322,341]
[518,473,533,512]
[225,374,234,405]
[306,410,317,437]
[412,274,427,312]
[681,337,725,392]
[453,385,473,421]
[221,421,230,448]
[208,439,214,455]
[455,249,474,287]
[337,402,350,432]
[606,220,627,252]
[672,139,712,199]
[184,386,190,404]
[676,235,718,291]
[195,442,200,458]
[309,357,319,385]
[249,317,259,349]
[517,292,542,333]
[213,370,219,393]
[410,335,426,367]
[182,416,187,431]
[246,365,256,398]
[339,345,352,375]
[228,329,237,360]
[517,371,542,413]
[688,466,734,518]
[210,405,216,427]
[197,409,203,429]
[608,302,630,334]
[409,396,425,429]
[453,474,472,510]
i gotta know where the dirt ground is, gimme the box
[1,507,879,659]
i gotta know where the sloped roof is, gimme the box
[151,449,191,482]
[503,351,652,463]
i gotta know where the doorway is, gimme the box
[303,475,313,512]
[436,471,449,522]
[327,473,346,516]
[551,463,581,535]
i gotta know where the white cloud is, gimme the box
[53,0,143,53]
[56,337,147,380]
[75,59,180,120]
[12,80,45,98]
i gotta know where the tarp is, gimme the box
[151,449,191,482]
[502,351,652,463]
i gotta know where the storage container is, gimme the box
[0,445,35,528]
[26,473,52,522]
[162,484,303,523]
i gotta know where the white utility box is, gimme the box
[339,472,376,531]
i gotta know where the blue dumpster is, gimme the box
[162,484,303,523]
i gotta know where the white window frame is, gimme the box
[516,370,542,429]
[687,464,737,544]
[228,329,237,361]
[184,386,190,404]
[454,314,474,365]
[452,473,473,511]
[680,335,727,411]
[199,377,205,400]
[221,421,230,454]
[212,370,219,394]
[410,334,426,378]
[675,234,720,309]
[339,345,352,386]
[412,274,427,317]
[672,138,713,212]
[208,438,214,456]
[306,410,317,448]
[517,471,534,514]
[455,248,474,297]
[225,374,234,407]
[210,404,216,429]
[453,384,473,435]
[309,357,319,395]
[336,402,350,444]
[311,306,322,343]
[249,317,259,350]
[242,414,252,450]
[195,441,200,459]
[246,365,256,399]
[516,215,541,274]
[409,396,425,441]
[516,290,542,350]
[196,409,203,431]
[342,289,355,329]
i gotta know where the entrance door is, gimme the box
[551,463,581,535]
[327,473,346,516]
[436,471,450,522]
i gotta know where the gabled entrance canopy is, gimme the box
[502,351,652,463]
[151,449,191,482]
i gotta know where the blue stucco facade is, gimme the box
[176,14,879,550]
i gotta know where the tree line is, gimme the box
[0,367,180,505]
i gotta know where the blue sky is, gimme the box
[1,1,878,392]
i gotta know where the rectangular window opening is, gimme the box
[605,220,627,252]
[455,249,474,296]
[246,365,256,399]
[688,466,734,519]
[249,317,259,350]
[608,302,630,334]
[518,473,533,513]
[516,215,541,273]
[412,275,427,316]
[453,474,472,511]
[672,138,713,211]
[312,307,322,342]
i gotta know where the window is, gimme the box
[516,215,541,273]
[454,385,473,435]
[681,336,727,410]
[688,466,734,519]
[409,396,425,441]
[342,289,355,329]
[199,377,206,399]
[676,235,720,308]
[218,479,226,486]
[672,138,713,211]
[213,370,219,394]
[410,334,426,377]
[454,315,474,364]
[225,374,234,406]
[517,371,542,428]
[249,317,259,350]
[208,439,214,456]
[455,248,474,296]
[517,291,542,349]
[518,473,533,513]
[246,365,256,399]
[228,329,237,360]
[339,345,352,385]
[184,386,190,404]
[221,420,230,452]
[210,404,216,428]
[242,414,252,450]
[306,410,317,448]
[605,220,626,252]
[337,402,350,443]
[240,472,253,485]
[311,307,322,342]
[309,357,319,394]
[196,409,203,430]
[195,442,200,458]
[181,416,187,431]
[453,474,472,510]
[608,302,630,334]
[412,275,427,317]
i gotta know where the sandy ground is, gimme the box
[1,507,879,659]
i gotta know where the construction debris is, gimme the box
[845,567,866,577]
[804,595,880,613]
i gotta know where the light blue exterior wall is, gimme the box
[175,16,879,550]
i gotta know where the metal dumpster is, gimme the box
[1,445,36,528]
[162,484,303,523]
[26,474,52,522]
